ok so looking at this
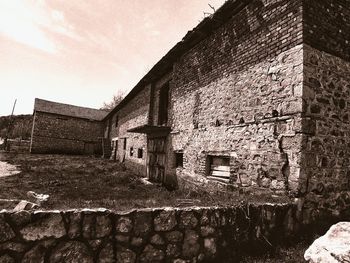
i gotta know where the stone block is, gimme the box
[204,238,217,256]
[0,215,15,243]
[154,211,177,232]
[200,226,215,237]
[133,211,152,236]
[116,217,133,233]
[179,211,198,229]
[182,230,200,259]
[150,234,165,245]
[67,212,82,239]
[20,213,65,241]
[49,241,93,263]
[96,215,112,238]
[139,245,165,263]
[165,231,184,243]
[166,244,181,257]
[116,246,136,263]
[22,244,46,263]
[98,242,114,263]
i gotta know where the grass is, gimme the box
[0,152,292,211]
[0,153,190,210]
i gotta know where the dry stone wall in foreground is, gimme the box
[1,202,347,263]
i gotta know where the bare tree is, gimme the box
[101,90,125,111]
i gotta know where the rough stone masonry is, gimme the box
[0,204,302,262]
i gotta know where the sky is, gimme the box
[0,0,226,116]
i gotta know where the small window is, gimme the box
[158,83,169,125]
[115,115,119,127]
[123,138,127,150]
[175,152,184,168]
[130,147,134,156]
[137,148,143,159]
[207,156,230,182]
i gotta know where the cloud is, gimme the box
[0,0,57,53]
[0,0,79,54]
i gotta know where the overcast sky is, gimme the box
[0,0,226,116]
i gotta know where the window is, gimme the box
[137,148,143,159]
[158,83,169,125]
[207,156,230,183]
[175,152,184,168]
[130,147,134,157]
[115,115,119,127]
[123,138,127,150]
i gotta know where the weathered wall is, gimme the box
[6,139,30,153]
[303,0,350,62]
[171,0,304,193]
[300,44,350,216]
[116,85,151,176]
[30,112,103,155]
[0,204,304,262]
[295,0,350,220]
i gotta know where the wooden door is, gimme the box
[147,137,166,183]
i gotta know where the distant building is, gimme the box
[30,98,108,155]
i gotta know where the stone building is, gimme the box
[103,0,350,203]
[30,98,107,155]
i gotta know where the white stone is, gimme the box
[304,222,350,263]
[13,200,38,212]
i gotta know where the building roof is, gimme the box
[34,98,108,121]
[103,0,250,121]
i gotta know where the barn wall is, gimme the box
[299,44,350,220]
[294,0,350,216]
[170,0,304,192]
[30,111,103,155]
[115,85,151,176]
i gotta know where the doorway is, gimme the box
[147,137,166,183]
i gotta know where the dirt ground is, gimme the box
[0,152,293,211]
[0,159,19,178]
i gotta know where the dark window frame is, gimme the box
[137,148,143,159]
[115,115,119,127]
[130,147,134,157]
[123,138,127,150]
[158,83,170,126]
[175,152,184,168]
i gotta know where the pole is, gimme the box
[4,99,17,150]
[11,99,17,116]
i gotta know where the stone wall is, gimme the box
[304,0,350,62]
[298,0,350,224]
[168,0,304,193]
[299,44,350,217]
[6,139,30,153]
[30,111,103,155]
[171,40,304,192]
[172,0,303,92]
[0,204,303,262]
[115,85,151,176]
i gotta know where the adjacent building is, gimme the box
[30,98,107,155]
